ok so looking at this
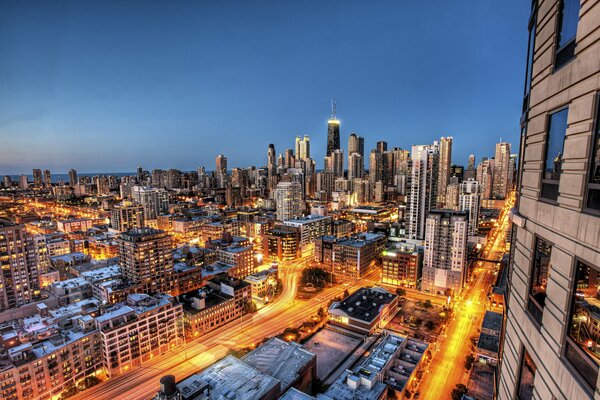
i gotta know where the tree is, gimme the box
[403,389,412,399]
[242,301,257,315]
[465,354,476,370]
[343,289,350,298]
[317,307,325,319]
[396,288,406,296]
[451,384,468,400]
[301,267,332,288]
[423,299,433,309]
[425,320,436,331]
[59,385,79,400]
[387,387,399,399]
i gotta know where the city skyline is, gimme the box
[1,1,529,174]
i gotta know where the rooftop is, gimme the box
[481,311,503,333]
[177,355,280,400]
[242,338,315,392]
[284,214,331,224]
[329,287,397,323]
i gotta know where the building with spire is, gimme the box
[327,99,340,156]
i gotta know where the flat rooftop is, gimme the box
[481,311,503,333]
[330,287,396,323]
[178,355,280,400]
[242,338,315,391]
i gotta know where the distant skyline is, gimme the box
[1,1,529,174]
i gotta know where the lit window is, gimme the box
[527,237,552,326]
[564,260,600,389]
[541,108,568,201]
[517,348,536,400]
[586,97,600,213]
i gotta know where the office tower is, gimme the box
[331,149,344,178]
[3,175,11,188]
[392,148,410,175]
[111,202,145,232]
[499,2,600,400]
[348,133,364,157]
[97,175,110,195]
[137,166,144,182]
[285,148,295,168]
[407,145,439,239]
[275,181,303,221]
[465,154,476,180]
[118,227,173,293]
[68,169,77,186]
[295,135,310,160]
[316,171,335,201]
[327,100,340,156]
[0,218,40,311]
[493,141,512,199]
[476,158,493,199]
[131,186,169,220]
[18,174,28,189]
[348,153,364,180]
[382,151,395,185]
[32,169,42,188]
[216,154,227,175]
[376,141,388,153]
[369,149,384,184]
[436,136,453,206]
[421,210,467,294]
[458,178,480,236]
[151,169,166,188]
[43,169,51,188]
[267,143,276,169]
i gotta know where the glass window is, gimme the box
[555,0,580,69]
[527,237,552,326]
[565,260,600,389]
[523,3,537,112]
[541,108,568,201]
[517,348,537,400]
[586,98,600,212]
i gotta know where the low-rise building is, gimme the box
[56,218,95,233]
[242,338,316,394]
[381,242,423,289]
[283,215,332,248]
[96,293,183,377]
[48,277,92,305]
[314,233,385,278]
[262,225,300,262]
[476,310,503,366]
[244,268,279,303]
[328,287,398,335]
[180,276,250,339]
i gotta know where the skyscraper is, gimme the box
[68,169,77,186]
[407,145,439,239]
[327,100,340,156]
[476,158,493,199]
[32,169,42,188]
[421,210,467,294]
[348,133,364,157]
[436,137,453,206]
[111,202,146,232]
[0,218,40,311]
[118,227,173,293]
[331,149,344,178]
[131,186,169,220]
[216,154,228,175]
[499,2,600,400]
[369,149,384,184]
[348,153,364,180]
[458,178,480,236]
[43,169,51,188]
[18,174,28,189]
[492,141,511,199]
[295,135,310,160]
[376,141,387,153]
[464,154,476,180]
[285,148,295,168]
[267,143,276,169]
[275,181,303,221]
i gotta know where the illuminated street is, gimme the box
[416,192,514,399]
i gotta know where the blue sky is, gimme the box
[0,0,530,174]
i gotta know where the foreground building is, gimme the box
[499,2,600,400]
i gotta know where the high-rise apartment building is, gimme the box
[437,137,453,206]
[477,158,494,199]
[131,186,169,220]
[111,202,146,232]
[0,218,40,311]
[465,154,476,180]
[18,174,28,189]
[499,2,600,400]
[295,135,310,160]
[407,145,439,239]
[327,101,340,156]
[421,210,467,294]
[369,149,384,184]
[284,148,295,169]
[376,140,388,153]
[32,168,42,188]
[118,227,174,293]
[43,169,51,188]
[493,141,512,199]
[68,168,77,186]
[348,133,364,157]
[348,153,364,180]
[216,154,228,175]
[330,149,344,178]
[275,181,303,221]
[458,178,481,236]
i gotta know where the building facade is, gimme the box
[499,1,600,400]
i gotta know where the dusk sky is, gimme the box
[1,0,530,174]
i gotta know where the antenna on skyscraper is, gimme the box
[331,98,337,119]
